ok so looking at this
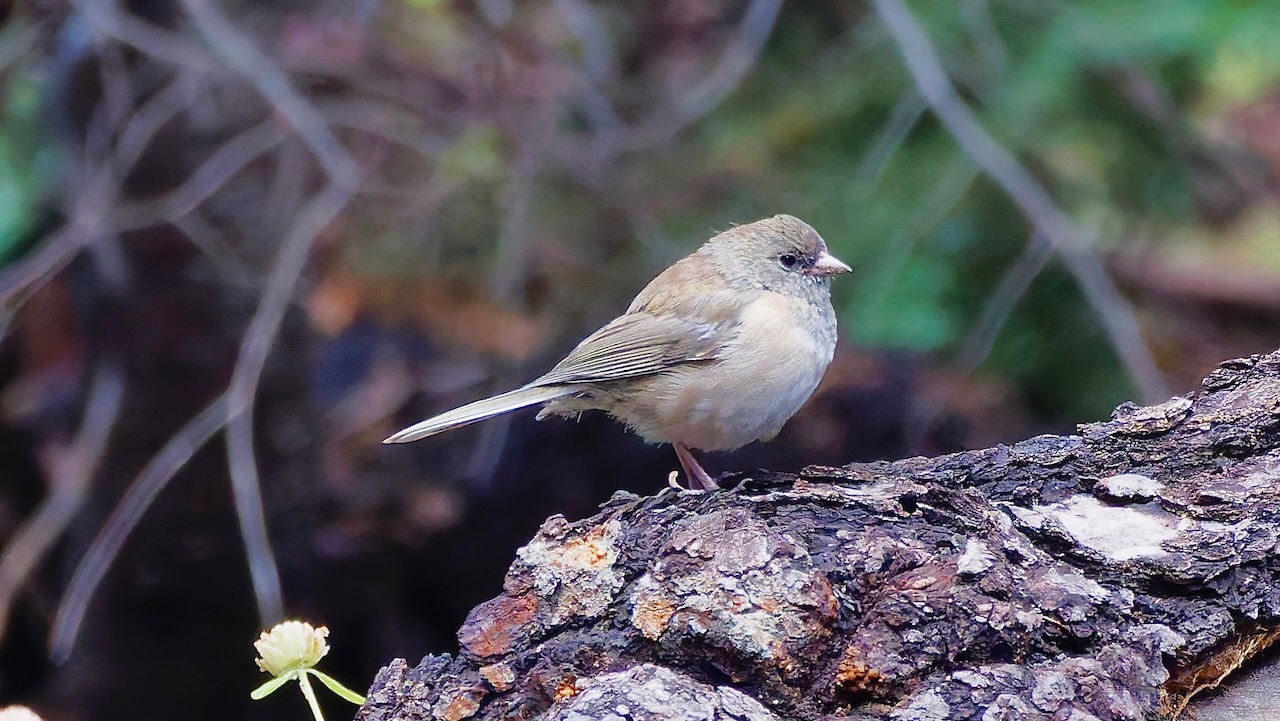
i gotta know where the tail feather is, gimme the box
[383,385,573,443]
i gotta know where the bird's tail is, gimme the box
[382,384,574,444]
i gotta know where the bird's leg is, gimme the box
[673,443,718,490]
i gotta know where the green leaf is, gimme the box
[0,70,58,264]
[308,670,367,705]
[250,675,293,700]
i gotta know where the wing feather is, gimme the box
[531,312,728,387]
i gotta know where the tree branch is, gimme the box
[356,348,1280,720]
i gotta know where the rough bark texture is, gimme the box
[356,350,1280,721]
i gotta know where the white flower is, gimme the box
[254,621,330,677]
[0,706,44,721]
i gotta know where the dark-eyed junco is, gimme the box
[384,214,850,489]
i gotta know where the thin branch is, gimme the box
[76,0,217,72]
[615,0,782,152]
[46,137,350,659]
[112,73,196,174]
[665,0,782,134]
[0,68,200,319]
[32,0,357,660]
[959,0,1007,82]
[48,394,229,662]
[865,159,979,310]
[0,238,131,648]
[172,211,257,284]
[853,89,927,191]
[554,0,621,132]
[955,230,1054,371]
[106,120,286,232]
[871,0,1169,403]
[488,142,539,304]
[260,137,308,238]
[85,40,134,161]
[225,182,355,626]
[0,73,223,318]
[319,102,451,162]
[0,357,124,648]
[0,225,89,314]
[0,164,118,315]
[178,0,360,185]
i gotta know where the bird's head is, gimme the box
[705,214,851,297]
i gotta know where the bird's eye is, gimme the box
[778,253,799,270]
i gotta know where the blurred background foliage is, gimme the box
[0,0,1278,719]
[338,0,1280,422]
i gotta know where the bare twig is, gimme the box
[0,225,89,314]
[317,100,451,162]
[955,230,1055,370]
[0,354,125,643]
[871,0,1169,403]
[48,394,230,662]
[615,0,782,152]
[76,0,217,72]
[0,238,130,650]
[0,357,126,645]
[554,0,621,132]
[662,0,782,136]
[225,181,355,625]
[106,120,286,232]
[854,89,926,191]
[3,96,277,340]
[865,159,979,310]
[489,142,539,304]
[959,0,1007,82]
[0,164,117,315]
[2,68,199,318]
[85,41,134,160]
[260,136,308,238]
[172,211,256,283]
[112,73,196,174]
[50,179,350,651]
[178,0,360,184]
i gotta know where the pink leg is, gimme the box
[673,443,718,490]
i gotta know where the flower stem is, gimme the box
[298,671,326,721]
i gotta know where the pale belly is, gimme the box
[620,294,835,451]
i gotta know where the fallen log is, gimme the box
[357,349,1280,720]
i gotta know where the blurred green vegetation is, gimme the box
[633,0,1280,422]
[0,59,58,264]
[335,0,1280,424]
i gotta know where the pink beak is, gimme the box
[806,250,852,277]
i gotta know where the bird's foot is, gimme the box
[666,469,711,495]
[674,443,719,490]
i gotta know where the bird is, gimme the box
[383,214,851,490]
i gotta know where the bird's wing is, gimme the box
[531,312,731,387]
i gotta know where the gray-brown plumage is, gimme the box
[384,214,851,489]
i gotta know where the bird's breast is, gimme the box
[626,291,836,451]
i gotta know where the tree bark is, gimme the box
[356,349,1280,720]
